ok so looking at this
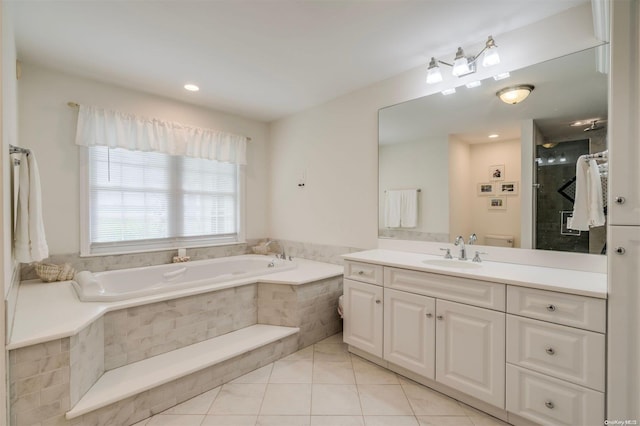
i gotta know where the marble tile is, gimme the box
[281,346,314,361]
[231,364,273,384]
[459,403,511,425]
[270,360,313,383]
[201,415,258,425]
[313,343,350,363]
[312,361,355,384]
[351,357,399,385]
[311,416,365,426]
[260,384,312,415]
[311,384,361,416]
[401,382,467,416]
[209,384,267,415]
[357,385,413,416]
[131,419,150,426]
[317,333,344,344]
[364,416,420,426]
[417,416,474,426]
[162,387,220,414]
[257,415,312,425]
[146,414,205,425]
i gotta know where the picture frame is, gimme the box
[477,183,495,196]
[488,196,507,210]
[499,181,519,195]
[489,164,505,181]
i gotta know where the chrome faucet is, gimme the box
[468,233,477,246]
[454,235,467,260]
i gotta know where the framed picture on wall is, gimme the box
[488,196,507,210]
[489,164,505,181]
[499,181,519,195]
[477,183,495,196]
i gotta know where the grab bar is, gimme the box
[163,267,187,281]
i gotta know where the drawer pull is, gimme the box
[616,196,626,204]
[375,299,381,304]
[545,347,555,355]
[546,304,556,312]
[436,315,444,320]
[544,400,555,409]
[616,247,626,255]
[426,313,433,318]
[358,270,364,275]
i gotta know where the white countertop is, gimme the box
[9,258,342,350]
[343,249,607,299]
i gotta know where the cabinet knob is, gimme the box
[544,400,554,409]
[426,313,433,318]
[616,247,626,255]
[358,270,364,275]
[375,299,381,304]
[546,304,556,312]
[436,315,444,320]
[616,196,626,204]
[545,347,555,355]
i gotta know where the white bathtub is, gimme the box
[72,255,296,302]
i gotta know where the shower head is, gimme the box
[584,120,605,132]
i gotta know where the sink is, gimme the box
[422,259,482,269]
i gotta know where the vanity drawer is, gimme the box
[507,286,606,333]
[344,261,383,286]
[506,365,604,426]
[384,267,505,310]
[506,315,605,391]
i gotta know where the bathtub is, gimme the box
[72,254,296,302]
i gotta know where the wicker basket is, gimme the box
[35,263,76,282]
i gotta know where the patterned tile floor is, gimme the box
[135,333,511,426]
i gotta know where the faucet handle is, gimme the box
[472,251,488,263]
[440,248,453,259]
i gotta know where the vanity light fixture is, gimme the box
[547,156,556,164]
[496,84,534,104]
[560,153,567,162]
[184,83,200,92]
[426,36,501,84]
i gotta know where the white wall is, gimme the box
[378,138,448,234]
[269,3,601,249]
[18,64,270,255]
[448,136,472,241]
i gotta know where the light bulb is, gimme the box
[482,36,500,67]
[452,47,470,76]
[426,57,443,84]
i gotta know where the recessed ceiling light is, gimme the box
[441,88,456,96]
[465,80,482,89]
[488,134,499,138]
[184,83,200,92]
[493,72,510,81]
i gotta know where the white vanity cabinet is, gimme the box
[505,286,606,426]
[343,261,384,358]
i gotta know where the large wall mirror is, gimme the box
[378,45,608,254]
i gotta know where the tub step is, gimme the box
[66,324,299,419]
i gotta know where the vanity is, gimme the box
[342,249,607,426]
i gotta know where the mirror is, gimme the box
[378,46,608,254]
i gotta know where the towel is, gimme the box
[14,152,49,262]
[568,157,605,231]
[384,189,418,228]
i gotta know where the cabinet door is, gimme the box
[436,300,505,408]
[343,279,383,357]
[384,288,435,378]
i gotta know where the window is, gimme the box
[81,146,244,255]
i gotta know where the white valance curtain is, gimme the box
[74,105,247,165]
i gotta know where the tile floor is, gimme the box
[135,333,512,426]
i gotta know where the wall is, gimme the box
[269,3,601,249]
[469,140,522,247]
[448,136,471,241]
[17,64,271,256]
[378,138,449,240]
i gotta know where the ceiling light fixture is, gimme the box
[184,83,200,92]
[496,84,534,104]
[426,36,501,84]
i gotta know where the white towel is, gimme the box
[568,157,605,231]
[384,190,402,228]
[14,152,49,262]
[384,189,418,228]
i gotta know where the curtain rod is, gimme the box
[67,101,252,141]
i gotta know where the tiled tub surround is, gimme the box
[8,258,343,426]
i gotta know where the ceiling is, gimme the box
[7,0,587,122]
[378,45,608,146]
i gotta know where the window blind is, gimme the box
[86,146,240,254]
